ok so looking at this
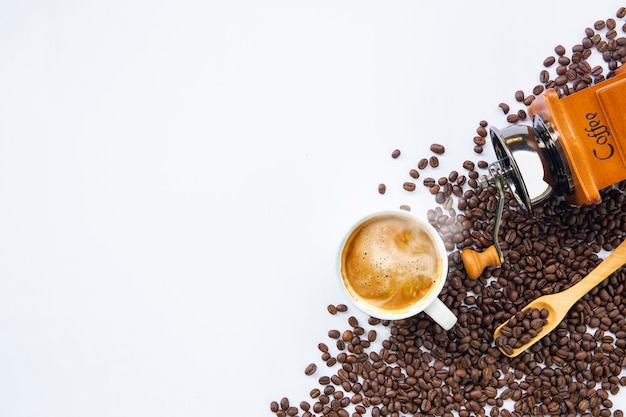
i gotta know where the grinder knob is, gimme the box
[461,245,502,279]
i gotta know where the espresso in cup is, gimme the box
[338,211,457,330]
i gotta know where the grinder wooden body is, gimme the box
[528,65,626,206]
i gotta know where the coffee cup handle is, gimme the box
[423,298,457,330]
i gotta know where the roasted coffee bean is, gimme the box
[336,304,347,312]
[555,44,566,55]
[341,329,352,341]
[498,102,510,114]
[555,74,568,86]
[270,401,279,412]
[377,183,386,194]
[403,181,416,192]
[473,136,486,146]
[418,158,429,169]
[409,168,420,179]
[430,143,445,154]
[476,126,488,138]
[318,376,330,385]
[506,114,519,124]
[423,177,436,187]
[429,156,439,168]
[543,56,556,67]
[514,89,525,101]
[391,149,401,159]
[463,160,475,171]
[367,330,376,342]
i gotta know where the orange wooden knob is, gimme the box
[461,245,502,280]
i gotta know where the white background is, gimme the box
[1,1,626,416]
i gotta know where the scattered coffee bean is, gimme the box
[506,113,519,123]
[403,181,416,191]
[422,177,435,187]
[429,156,439,168]
[514,89,525,101]
[430,143,445,154]
[391,149,401,158]
[377,183,386,194]
[498,102,510,114]
[270,401,279,413]
[409,168,420,179]
[327,329,340,339]
[304,363,317,376]
[418,158,429,169]
[558,55,571,65]
[543,56,556,67]
[473,136,485,146]
[462,160,475,171]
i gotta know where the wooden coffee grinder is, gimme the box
[462,65,626,279]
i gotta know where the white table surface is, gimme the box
[1,1,626,416]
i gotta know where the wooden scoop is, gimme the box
[494,238,626,358]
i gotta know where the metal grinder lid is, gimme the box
[489,125,554,214]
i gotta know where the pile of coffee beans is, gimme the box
[495,307,549,356]
[271,6,626,417]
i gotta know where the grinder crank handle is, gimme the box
[461,245,502,279]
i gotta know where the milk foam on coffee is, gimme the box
[341,214,441,313]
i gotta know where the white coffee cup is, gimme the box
[337,210,457,330]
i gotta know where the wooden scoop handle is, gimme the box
[461,245,501,279]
